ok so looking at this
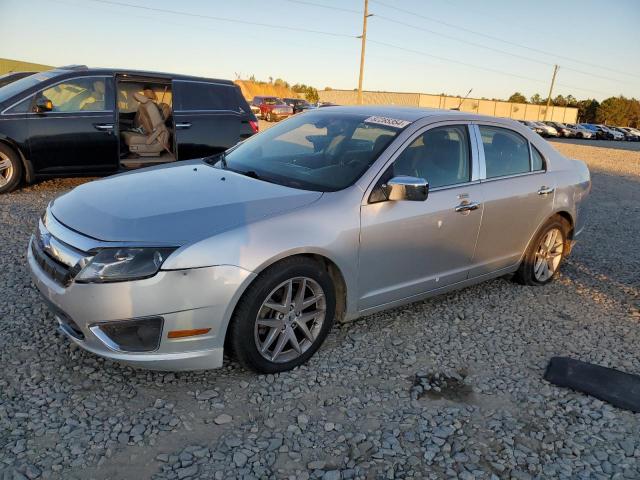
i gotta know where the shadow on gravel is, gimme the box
[411,371,473,402]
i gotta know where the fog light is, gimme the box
[90,317,163,352]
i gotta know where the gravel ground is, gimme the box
[0,142,638,480]
[550,138,640,153]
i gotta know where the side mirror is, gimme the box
[383,176,429,201]
[34,98,53,113]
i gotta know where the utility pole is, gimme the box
[544,64,559,121]
[357,0,372,105]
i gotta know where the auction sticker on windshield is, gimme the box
[364,116,412,129]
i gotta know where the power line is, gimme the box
[86,0,355,38]
[284,0,360,14]
[81,0,618,97]
[371,15,635,86]
[281,0,637,86]
[367,39,612,97]
[370,0,640,80]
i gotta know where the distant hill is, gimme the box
[235,80,300,101]
[0,58,53,74]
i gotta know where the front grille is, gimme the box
[31,236,72,286]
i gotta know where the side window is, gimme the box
[174,82,238,111]
[39,78,109,112]
[392,125,471,189]
[479,125,530,178]
[5,96,33,114]
[531,145,546,171]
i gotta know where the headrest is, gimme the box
[143,88,157,101]
[133,92,150,104]
[491,133,514,150]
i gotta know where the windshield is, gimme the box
[215,111,405,192]
[0,70,58,104]
[264,97,282,105]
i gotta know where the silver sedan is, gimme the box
[28,107,591,373]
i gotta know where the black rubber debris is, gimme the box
[544,356,640,413]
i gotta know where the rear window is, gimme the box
[174,81,241,111]
[479,125,531,178]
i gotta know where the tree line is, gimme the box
[246,75,319,103]
[507,92,640,127]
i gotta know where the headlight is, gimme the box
[75,247,176,283]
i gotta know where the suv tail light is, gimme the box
[249,120,259,133]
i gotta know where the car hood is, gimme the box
[50,161,323,245]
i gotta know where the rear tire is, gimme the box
[0,143,23,195]
[514,216,570,286]
[228,257,336,373]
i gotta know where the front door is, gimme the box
[358,124,483,311]
[172,80,242,160]
[27,76,118,175]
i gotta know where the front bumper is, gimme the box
[28,237,255,370]
[270,112,293,121]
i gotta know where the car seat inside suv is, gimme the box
[121,92,170,157]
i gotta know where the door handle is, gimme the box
[175,122,192,129]
[454,201,480,213]
[537,186,555,195]
[93,123,113,131]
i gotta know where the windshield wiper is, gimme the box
[240,170,260,180]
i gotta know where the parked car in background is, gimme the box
[618,127,640,141]
[611,126,639,141]
[565,124,595,139]
[0,71,36,89]
[597,125,624,141]
[0,66,257,194]
[518,120,545,136]
[28,106,591,373]
[533,122,559,137]
[580,123,608,140]
[544,121,576,138]
[283,98,313,114]
[249,102,262,119]
[251,96,294,122]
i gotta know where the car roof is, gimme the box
[47,66,235,85]
[312,105,533,126]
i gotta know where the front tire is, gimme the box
[266,112,272,122]
[514,216,570,286]
[0,144,23,194]
[228,257,336,373]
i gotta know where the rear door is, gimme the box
[172,80,244,160]
[26,76,118,174]
[468,123,554,277]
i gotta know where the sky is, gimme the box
[1,0,639,102]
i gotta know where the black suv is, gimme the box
[0,66,258,193]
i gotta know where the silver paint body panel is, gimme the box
[28,107,591,370]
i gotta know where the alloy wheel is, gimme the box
[533,228,564,282]
[254,277,326,363]
[0,152,13,188]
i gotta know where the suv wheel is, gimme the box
[228,257,336,373]
[266,112,272,122]
[0,144,23,194]
[514,216,570,286]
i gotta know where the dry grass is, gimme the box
[235,80,300,101]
